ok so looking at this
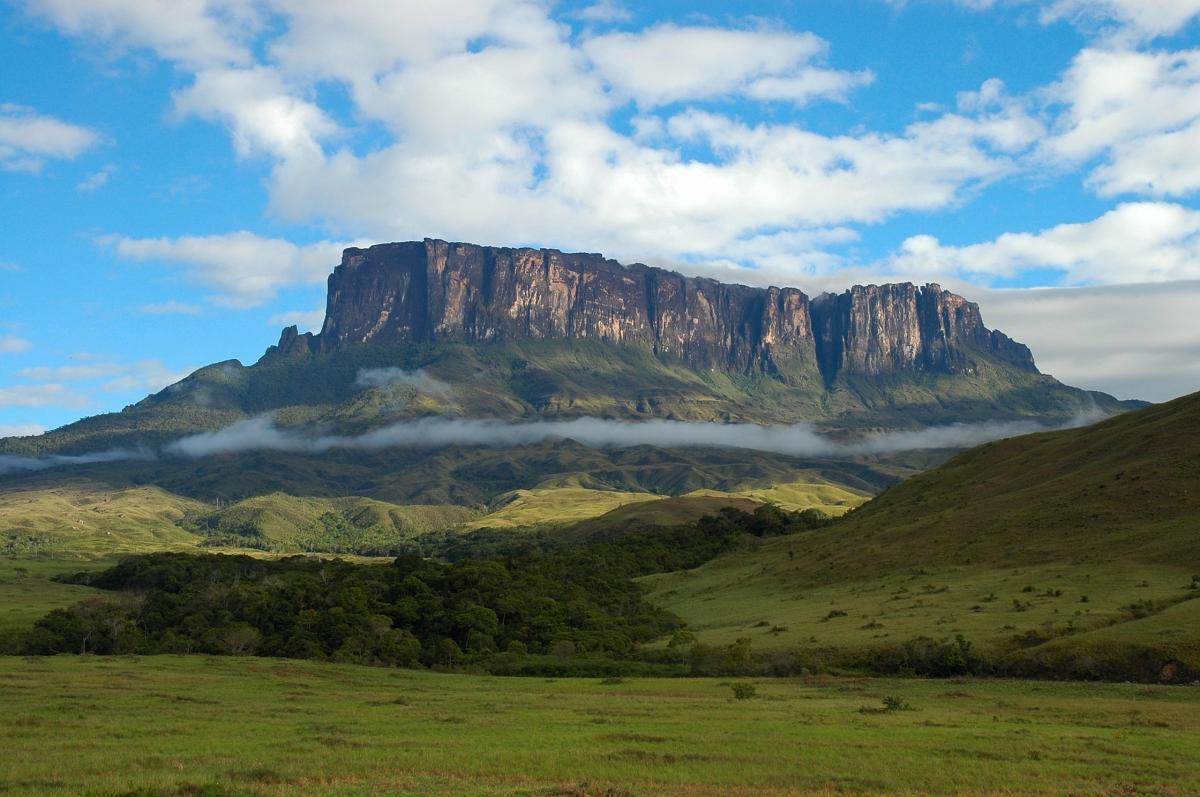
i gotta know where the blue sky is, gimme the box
[2,0,1200,435]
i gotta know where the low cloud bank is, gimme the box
[164,414,1100,460]
[0,447,154,476]
[0,411,1109,475]
[354,367,452,397]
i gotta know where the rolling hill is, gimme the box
[646,390,1200,680]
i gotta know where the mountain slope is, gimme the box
[0,239,1135,463]
[645,391,1200,679]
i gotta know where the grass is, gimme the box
[463,487,662,530]
[685,480,869,514]
[0,558,111,631]
[1,655,1198,796]
[0,480,203,558]
[644,392,1200,672]
[645,558,1197,656]
[185,492,478,551]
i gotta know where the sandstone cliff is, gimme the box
[270,239,1035,385]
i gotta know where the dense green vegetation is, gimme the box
[2,655,1198,796]
[0,338,1130,461]
[0,438,900,508]
[13,552,675,668]
[8,507,829,673]
[181,493,478,554]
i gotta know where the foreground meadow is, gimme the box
[1,655,1197,796]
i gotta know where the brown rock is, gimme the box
[267,239,1036,385]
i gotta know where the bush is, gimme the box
[730,683,757,700]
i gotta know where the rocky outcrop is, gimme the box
[268,239,1037,384]
[809,283,1035,383]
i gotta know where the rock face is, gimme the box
[271,239,1036,384]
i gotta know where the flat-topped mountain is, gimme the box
[270,239,1035,386]
[1,238,1137,465]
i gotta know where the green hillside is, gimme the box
[647,391,1200,680]
[182,493,478,553]
[0,338,1134,460]
[0,438,901,508]
[0,480,203,558]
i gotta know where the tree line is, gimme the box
[7,505,832,671]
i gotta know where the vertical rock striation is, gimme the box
[270,239,1036,385]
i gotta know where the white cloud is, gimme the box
[889,202,1200,285]
[1039,0,1200,41]
[0,423,47,437]
[1042,48,1200,197]
[355,367,451,397]
[103,231,356,307]
[572,0,631,23]
[582,25,872,107]
[140,300,203,315]
[16,359,190,393]
[0,335,32,354]
[931,0,1200,41]
[980,281,1200,402]
[173,66,337,160]
[27,2,1042,287]
[77,164,116,192]
[0,103,99,172]
[0,384,88,408]
[269,307,325,332]
[26,0,262,68]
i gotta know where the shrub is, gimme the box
[730,683,757,700]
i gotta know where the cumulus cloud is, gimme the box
[0,103,98,172]
[29,2,1041,284]
[1041,48,1200,196]
[889,202,1200,284]
[0,335,32,354]
[173,66,338,160]
[354,367,452,397]
[102,231,356,307]
[932,0,1200,41]
[26,0,262,68]
[583,25,873,107]
[1038,0,1200,41]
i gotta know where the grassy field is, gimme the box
[185,492,478,550]
[0,558,110,631]
[645,556,1197,656]
[462,487,663,530]
[645,393,1200,674]
[686,480,869,514]
[1,655,1197,796]
[0,480,203,558]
